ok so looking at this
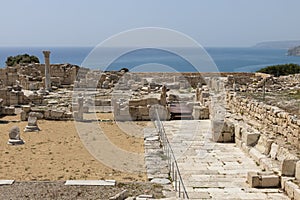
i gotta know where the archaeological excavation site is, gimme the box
[0,51,299,200]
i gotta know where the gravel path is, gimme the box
[0,181,164,200]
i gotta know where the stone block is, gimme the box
[20,111,27,121]
[44,110,50,119]
[147,98,159,105]
[281,176,295,190]
[260,157,280,173]
[241,142,250,153]
[129,99,147,107]
[119,108,129,116]
[235,137,242,148]
[242,131,260,146]
[281,159,299,177]
[295,189,300,200]
[247,172,260,188]
[50,110,64,119]
[212,132,234,142]
[223,132,234,142]
[22,105,31,113]
[255,135,273,155]
[234,123,242,139]
[285,181,299,199]
[296,161,300,180]
[109,190,128,200]
[223,118,235,133]
[249,148,265,163]
[247,171,280,188]
[3,107,15,115]
[193,106,209,120]
[261,175,280,188]
[277,147,298,162]
[212,119,224,135]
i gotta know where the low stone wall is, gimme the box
[278,73,300,86]
[209,91,300,198]
[226,92,300,150]
[20,106,73,121]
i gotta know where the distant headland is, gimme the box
[253,40,300,49]
[287,46,300,56]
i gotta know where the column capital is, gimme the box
[42,51,51,57]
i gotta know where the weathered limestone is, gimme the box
[0,87,26,106]
[226,92,300,150]
[160,85,167,106]
[255,135,274,155]
[144,127,169,181]
[7,126,24,145]
[296,161,300,180]
[73,95,84,121]
[43,51,51,91]
[281,159,299,177]
[285,181,299,199]
[247,172,280,188]
[241,130,260,147]
[24,115,40,132]
[270,143,280,159]
[78,95,84,120]
[211,118,235,143]
[109,190,129,200]
[192,106,209,120]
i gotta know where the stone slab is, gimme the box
[0,180,14,185]
[65,180,116,186]
[150,178,171,185]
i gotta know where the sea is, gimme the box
[1,46,300,72]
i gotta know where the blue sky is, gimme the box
[0,0,299,47]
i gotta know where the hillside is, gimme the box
[287,46,300,56]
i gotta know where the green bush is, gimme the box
[256,63,300,77]
[6,54,39,66]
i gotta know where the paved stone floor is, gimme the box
[162,120,290,200]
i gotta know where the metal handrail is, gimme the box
[154,109,189,199]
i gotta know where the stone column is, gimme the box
[43,51,51,91]
[196,86,200,101]
[160,85,167,106]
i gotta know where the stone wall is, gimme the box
[0,63,79,90]
[226,92,300,150]
[0,67,19,87]
[0,88,26,106]
[20,63,79,87]
[278,73,300,86]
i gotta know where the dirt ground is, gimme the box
[0,181,164,200]
[0,113,148,181]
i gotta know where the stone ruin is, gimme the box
[1,49,300,199]
[24,112,41,132]
[7,126,24,145]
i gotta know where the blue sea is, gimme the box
[1,46,300,72]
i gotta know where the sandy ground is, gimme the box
[0,113,148,181]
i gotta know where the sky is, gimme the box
[0,0,299,47]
